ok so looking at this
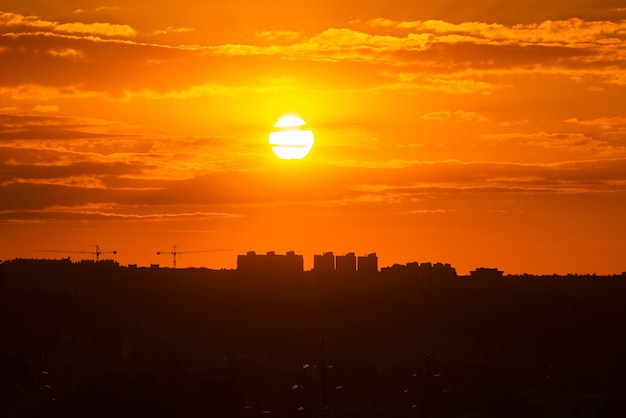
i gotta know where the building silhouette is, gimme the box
[313,251,335,273]
[357,253,378,274]
[470,267,504,280]
[335,252,356,273]
[236,250,304,275]
[380,261,457,286]
[312,251,378,274]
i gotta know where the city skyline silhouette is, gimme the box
[8,247,626,277]
[2,256,626,416]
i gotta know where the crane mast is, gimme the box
[156,246,233,268]
[36,245,117,262]
[157,245,180,269]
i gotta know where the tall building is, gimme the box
[357,253,378,274]
[335,252,356,273]
[284,251,304,273]
[313,252,335,273]
[237,251,304,275]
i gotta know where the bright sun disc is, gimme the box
[269,114,314,160]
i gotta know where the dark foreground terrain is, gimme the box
[1,259,625,417]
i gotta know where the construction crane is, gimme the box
[156,245,232,268]
[36,245,117,262]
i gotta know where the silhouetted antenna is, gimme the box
[156,245,233,268]
[36,245,117,262]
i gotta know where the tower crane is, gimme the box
[36,245,117,262]
[156,245,232,268]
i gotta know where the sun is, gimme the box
[269,113,314,160]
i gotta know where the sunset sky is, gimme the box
[1,1,626,274]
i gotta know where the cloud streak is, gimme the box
[0,204,240,223]
[2,10,624,106]
[1,11,137,38]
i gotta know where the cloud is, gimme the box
[46,47,85,59]
[3,12,624,100]
[420,111,453,121]
[0,112,109,132]
[361,17,626,47]
[381,72,502,94]
[0,11,136,38]
[33,104,59,112]
[398,209,456,215]
[0,112,256,188]
[344,17,626,74]
[347,158,626,199]
[0,11,50,29]
[208,27,431,62]
[117,77,355,101]
[0,84,104,101]
[54,22,136,37]
[0,123,113,141]
[2,139,625,224]
[74,7,121,14]
[4,12,624,72]
[151,26,195,36]
[119,84,242,101]
[480,131,626,157]
[255,30,303,42]
[565,116,626,129]
[420,110,490,122]
[95,7,121,13]
[2,151,136,190]
[0,204,240,223]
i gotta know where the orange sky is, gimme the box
[1,1,626,274]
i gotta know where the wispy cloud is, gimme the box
[33,104,59,113]
[151,26,195,36]
[4,11,624,70]
[481,131,625,157]
[201,17,626,83]
[0,204,241,223]
[0,11,50,29]
[46,47,85,59]
[74,7,121,14]
[255,30,303,42]
[380,72,502,94]
[420,110,490,122]
[208,27,431,62]
[398,209,456,215]
[54,21,136,37]
[0,84,104,101]
[565,116,626,129]
[3,11,624,103]
[1,11,136,38]
[348,158,626,198]
[119,84,243,101]
[360,17,626,47]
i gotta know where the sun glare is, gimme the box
[269,114,314,160]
